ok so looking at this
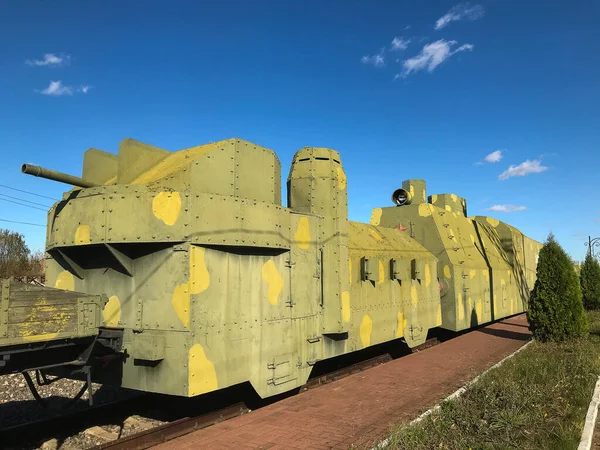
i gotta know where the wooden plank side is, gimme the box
[8,305,77,324]
[9,279,96,298]
[1,279,105,345]
[9,297,81,308]
[7,315,78,339]
[10,290,85,302]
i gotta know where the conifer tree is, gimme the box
[580,251,600,310]
[527,233,587,341]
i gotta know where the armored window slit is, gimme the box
[361,257,379,282]
[390,259,409,281]
[411,259,425,282]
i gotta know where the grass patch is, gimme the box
[385,311,600,450]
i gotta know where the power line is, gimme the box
[0,197,48,211]
[0,193,51,208]
[0,183,56,201]
[0,218,45,227]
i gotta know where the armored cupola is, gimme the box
[428,194,467,216]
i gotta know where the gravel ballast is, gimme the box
[0,371,165,449]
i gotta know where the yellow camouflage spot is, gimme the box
[431,194,438,203]
[410,185,415,198]
[74,225,91,245]
[369,228,384,242]
[445,205,452,212]
[172,284,190,328]
[422,190,427,202]
[418,203,432,217]
[349,257,353,284]
[131,143,218,185]
[172,246,210,328]
[103,295,121,327]
[444,265,452,279]
[190,246,210,294]
[486,217,500,227]
[188,343,218,396]
[152,191,181,226]
[482,270,489,280]
[370,208,383,226]
[103,175,117,185]
[396,312,407,338]
[23,332,60,343]
[425,263,431,286]
[294,217,311,250]
[411,283,418,307]
[450,194,457,202]
[447,228,455,241]
[437,303,442,325]
[360,315,373,348]
[341,291,351,322]
[476,299,483,321]
[336,167,347,190]
[262,259,284,306]
[54,270,74,291]
[19,298,68,342]
[457,292,465,321]
[470,269,477,279]
[378,260,385,284]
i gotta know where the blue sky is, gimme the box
[0,0,598,261]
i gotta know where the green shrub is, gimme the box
[527,233,588,341]
[581,252,600,310]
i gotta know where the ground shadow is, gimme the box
[497,320,530,329]
[476,327,531,341]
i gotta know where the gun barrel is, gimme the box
[21,164,98,188]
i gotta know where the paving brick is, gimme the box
[154,315,530,450]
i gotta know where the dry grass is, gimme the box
[385,311,600,450]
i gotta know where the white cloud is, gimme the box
[488,204,527,213]
[36,80,90,96]
[484,150,503,163]
[361,51,385,68]
[26,53,70,67]
[391,37,410,51]
[398,39,473,77]
[498,160,548,180]
[39,80,72,96]
[435,3,484,30]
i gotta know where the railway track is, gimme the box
[88,352,398,450]
[0,338,439,450]
[88,403,249,450]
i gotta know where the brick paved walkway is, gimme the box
[156,314,531,450]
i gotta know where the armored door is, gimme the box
[289,214,321,319]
